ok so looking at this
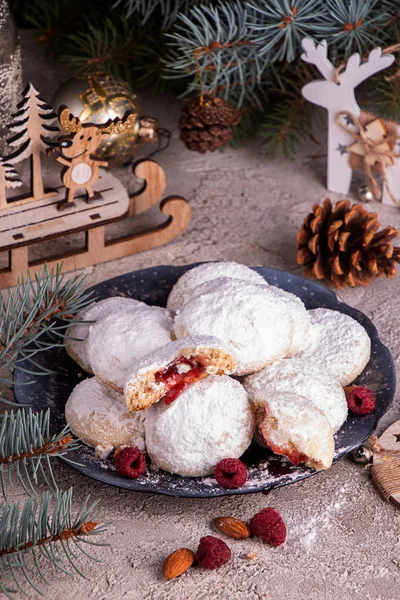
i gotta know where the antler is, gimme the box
[58,106,82,133]
[301,38,335,81]
[339,47,395,87]
[101,113,137,136]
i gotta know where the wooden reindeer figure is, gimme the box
[48,106,136,209]
[301,38,395,197]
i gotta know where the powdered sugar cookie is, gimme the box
[125,335,236,412]
[145,375,255,477]
[244,359,347,433]
[269,287,310,356]
[87,305,174,393]
[167,262,268,311]
[66,297,145,373]
[254,391,334,471]
[174,277,293,376]
[297,308,371,386]
[65,377,145,459]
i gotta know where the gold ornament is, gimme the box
[52,73,159,165]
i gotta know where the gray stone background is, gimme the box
[4,32,400,600]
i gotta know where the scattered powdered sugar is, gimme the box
[166,261,268,311]
[292,486,348,550]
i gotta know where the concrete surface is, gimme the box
[4,33,400,600]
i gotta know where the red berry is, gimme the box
[114,446,146,479]
[345,385,376,415]
[214,458,247,489]
[250,508,286,547]
[195,536,231,569]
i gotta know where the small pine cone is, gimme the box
[179,97,241,153]
[297,198,400,289]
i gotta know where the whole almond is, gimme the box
[162,548,195,580]
[213,516,251,539]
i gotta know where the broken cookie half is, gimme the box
[124,335,236,412]
[253,391,334,471]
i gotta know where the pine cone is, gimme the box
[297,198,400,289]
[179,97,241,153]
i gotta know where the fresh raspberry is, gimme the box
[345,385,376,415]
[250,508,286,547]
[114,446,146,479]
[195,536,231,569]
[214,458,248,489]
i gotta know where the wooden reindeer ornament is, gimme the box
[48,106,137,209]
[301,38,400,205]
[0,83,191,287]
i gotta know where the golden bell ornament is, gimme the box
[52,73,159,165]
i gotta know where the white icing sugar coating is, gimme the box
[257,391,334,471]
[174,277,293,376]
[144,375,255,477]
[167,262,268,311]
[66,297,145,373]
[244,359,348,433]
[125,335,236,411]
[269,286,311,356]
[297,308,371,386]
[87,305,174,392]
[65,377,145,458]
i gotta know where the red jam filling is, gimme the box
[154,356,207,405]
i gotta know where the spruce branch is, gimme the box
[115,0,205,29]
[0,264,92,399]
[61,16,145,79]
[0,488,107,598]
[0,409,79,498]
[247,0,325,63]
[318,0,389,57]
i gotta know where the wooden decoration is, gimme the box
[0,157,22,210]
[6,82,59,203]
[49,107,137,209]
[300,39,400,206]
[0,83,191,286]
[371,420,400,508]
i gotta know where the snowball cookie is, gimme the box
[255,391,334,471]
[244,359,347,433]
[66,297,145,373]
[174,277,293,376]
[297,308,371,386]
[145,375,255,477]
[125,335,236,412]
[65,377,145,459]
[87,305,174,393]
[269,287,311,356]
[167,261,268,311]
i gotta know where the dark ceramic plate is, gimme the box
[13,265,395,497]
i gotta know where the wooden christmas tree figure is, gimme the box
[0,156,21,209]
[6,82,59,200]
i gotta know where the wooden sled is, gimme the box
[0,160,191,287]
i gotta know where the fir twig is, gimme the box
[0,409,79,498]
[0,489,107,598]
[0,264,92,400]
[166,0,265,107]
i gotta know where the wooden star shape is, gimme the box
[393,433,400,443]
